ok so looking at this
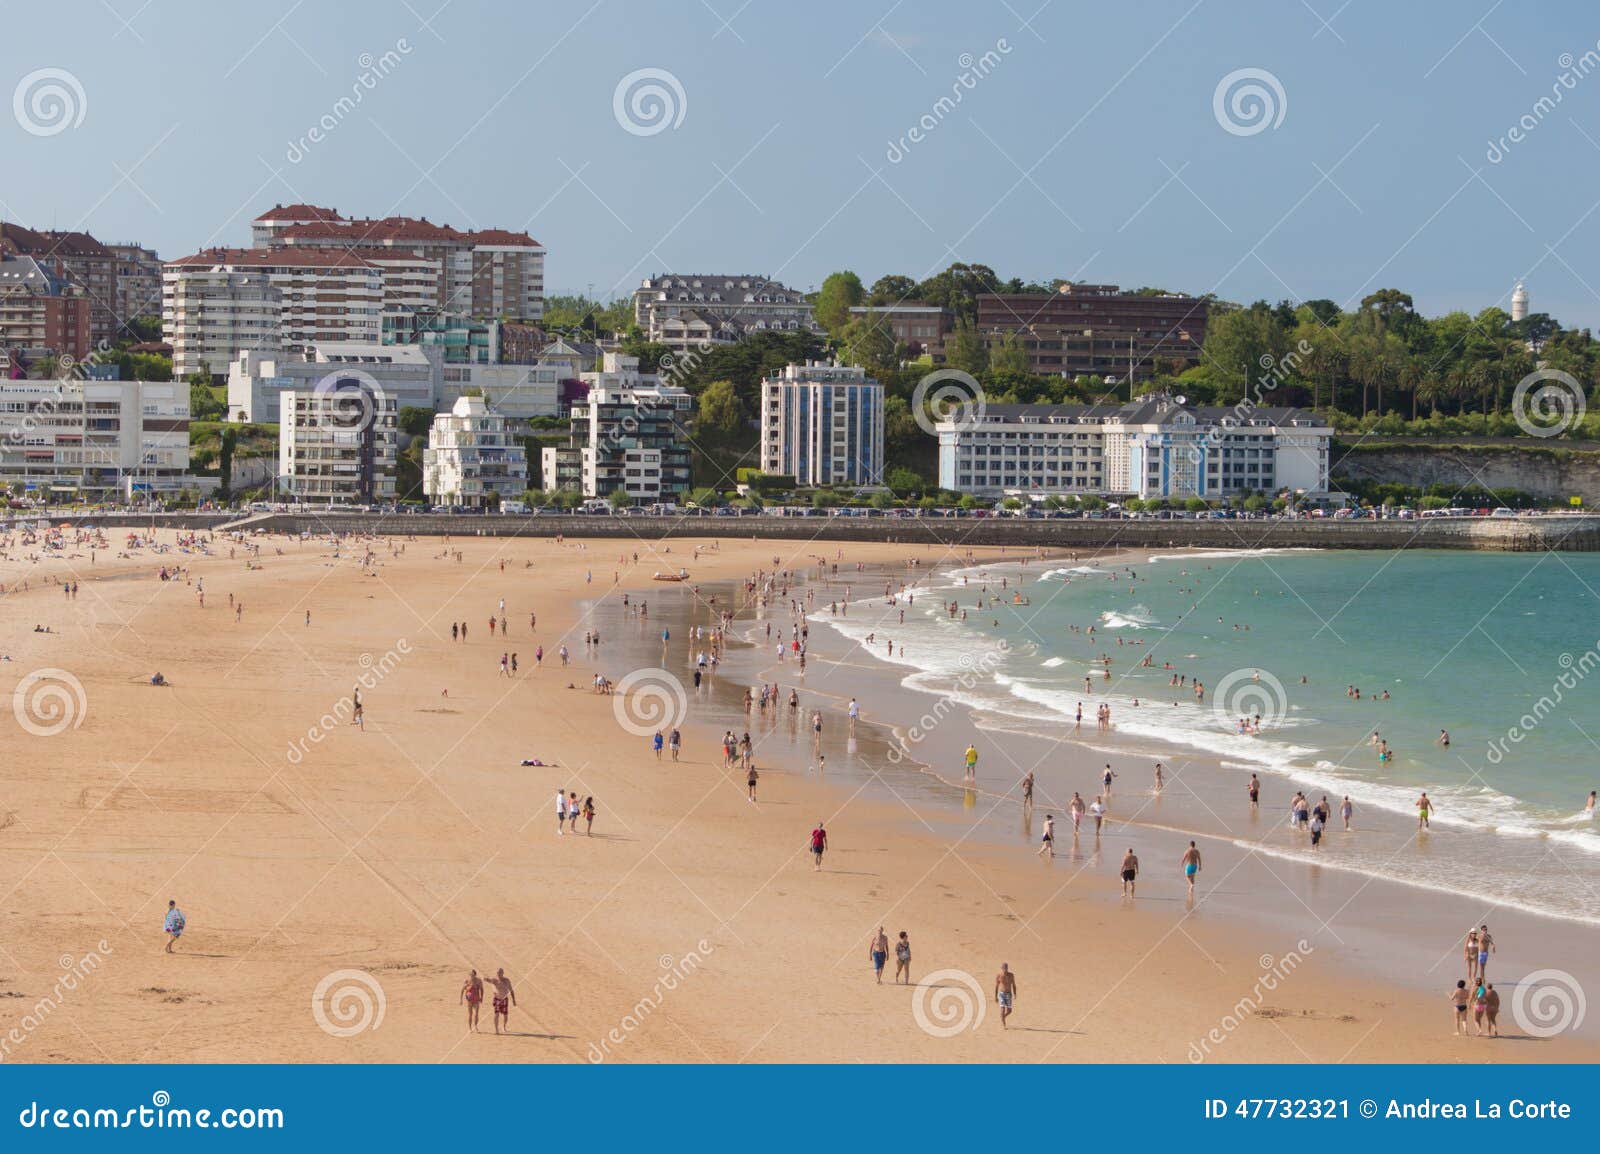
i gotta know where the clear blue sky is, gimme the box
[6,0,1600,325]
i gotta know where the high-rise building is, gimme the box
[759,361,884,486]
[108,243,163,327]
[0,223,118,348]
[0,376,191,499]
[976,284,1207,381]
[277,379,398,504]
[632,274,818,350]
[423,394,529,508]
[164,249,384,378]
[540,353,692,501]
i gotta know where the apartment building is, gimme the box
[277,380,398,504]
[936,393,1331,500]
[422,394,528,507]
[227,343,436,424]
[253,204,545,321]
[540,353,691,501]
[632,274,818,350]
[0,377,191,499]
[164,248,383,378]
[846,303,953,360]
[0,255,93,364]
[108,242,163,326]
[0,223,118,347]
[976,284,1208,381]
[759,361,884,487]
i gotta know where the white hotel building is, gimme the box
[0,378,192,499]
[759,361,884,487]
[423,394,528,508]
[937,394,1332,500]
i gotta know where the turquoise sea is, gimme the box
[816,549,1600,924]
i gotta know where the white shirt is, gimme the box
[555,792,567,814]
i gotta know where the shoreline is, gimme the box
[0,529,1592,1062]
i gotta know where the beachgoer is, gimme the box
[486,968,517,1034]
[1450,980,1470,1035]
[1121,848,1139,897]
[894,932,911,984]
[1038,814,1055,858]
[810,822,828,870]
[1416,792,1433,829]
[462,970,485,1032]
[995,963,1017,1029]
[870,927,889,984]
[163,900,185,953]
[1180,841,1202,895]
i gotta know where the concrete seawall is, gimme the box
[194,513,1600,551]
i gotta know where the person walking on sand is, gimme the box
[1120,848,1139,897]
[747,764,759,802]
[848,697,859,734]
[486,968,517,1034]
[1021,772,1034,808]
[810,822,828,870]
[1476,924,1494,980]
[994,963,1017,1029]
[1248,774,1261,809]
[1484,983,1500,1036]
[1340,795,1353,830]
[582,796,596,835]
[163,899,185,953]
[1416,791,1433,829]
[652,731,664,760]
[461,970,484,1032]
[963,743,978,779]
[1463,929,1479,982]
[1181,841,1202,895]
[869,927,889,984]
[1450,979,1470,1035]
[555,789,568,836]
[1038,813,1055,858]
[894,931,912,985]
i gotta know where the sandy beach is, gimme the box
[0,523,1593,1064]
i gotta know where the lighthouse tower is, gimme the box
[1511,282,1529,322]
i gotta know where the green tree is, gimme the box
[398,406,434,438]
[696,380,744,437]
[944,321,989,376]
[608,488,632,510]
[837,313,898,372]
[814,271,865,332]
[988,332,1032,377]
[868,274,919,305]
[884,466,923,495]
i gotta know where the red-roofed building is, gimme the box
[163,247,387,378]
[252,205,545,323]
[0,222,119,347]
